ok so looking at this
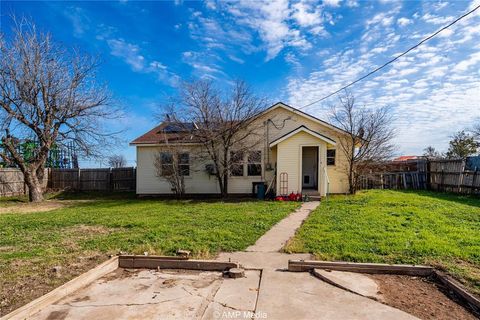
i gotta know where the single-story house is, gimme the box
[131,102,350,197]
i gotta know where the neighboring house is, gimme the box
[131,102,350,197]
[393,156,419,162]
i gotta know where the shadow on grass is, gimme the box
[50,190,262,205]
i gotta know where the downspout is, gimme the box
[323,166,330,201]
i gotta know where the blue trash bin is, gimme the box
[256,183,266,200]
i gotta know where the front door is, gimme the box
[302,146,318,189]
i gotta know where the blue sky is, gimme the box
[1,0,479,167]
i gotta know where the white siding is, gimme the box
[276,131,327,196]
[136,146,265,195]
[135,103,351,195]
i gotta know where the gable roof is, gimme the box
[131,101,348,145]
[259,102,350,136]
[269,125,336,147]
[130,122,200,145]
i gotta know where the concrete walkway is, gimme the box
[217,201,419,320]
[246,201,320,253]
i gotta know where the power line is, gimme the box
[299,4,480,110]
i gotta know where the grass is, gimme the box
[286,189,480,295]
[0,195,297,315]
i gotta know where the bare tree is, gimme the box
[330,91,395,194]
[0,18,119,202]
[170,80,266,198]
[423,146,443,159]
[472,123,480,141]
[153,145,187,197]
[107,154,127,168]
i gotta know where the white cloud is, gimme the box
[323,0,341,7]
[346,0,358,7]
[453,52,480,72]
[292,1,322,27]
[397,17,411,27]
[285,10,480,155]
[107,39,146,71]
[228,54,245,64]
[107,38,177,85]
[190,0,332,61]
[421,13,453,25]
[64,7,90,37]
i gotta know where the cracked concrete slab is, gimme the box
[313,269,383,301]
[256,270,419,320]
[29,268,261,320]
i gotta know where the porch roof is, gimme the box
[269,125,336,147]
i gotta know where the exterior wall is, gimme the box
[136,145,219,195]
[136,145,265,195]
[326,153,349,194]
[276,131,327,196]
[135,103,351,195]
[256,106,349,194]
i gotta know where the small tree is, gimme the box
[153,147,187,197]
[330,91,395,194]
[0,18,118,202]
[170,80,266,198]
[423,146,443,159]
[107,154,127,168]
[446,131,478,159]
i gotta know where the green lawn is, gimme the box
[286,190,480,295]
[0,195,297,315]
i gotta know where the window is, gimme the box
[248,151,262,176]
[160,152,190,176]
[327,149,336,166]
[230,151,244,176]
[160,152,173,176]
[179,153,190,176]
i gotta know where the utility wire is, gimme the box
[299,4,480,110]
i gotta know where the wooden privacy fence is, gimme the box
[359,158,480,195]
[0,167,136,196]
[49,167,136,191]
[0,168,27,196]
[429,159,480,194]
[359,159,428,191]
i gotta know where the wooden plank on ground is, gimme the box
[118,255,188,268]
[434,271,480,310]
[118,255,237,271]
[288,260,434,276]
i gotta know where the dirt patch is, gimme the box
[0,201,67,214]
[370,274,478,320]
[0,254,107,317]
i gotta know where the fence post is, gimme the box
[426,160,431,190]
[440,169,445,192]
[458,160,465,194]
[472,168,478,195]
[109,168,113,191]
[77,168,81,191]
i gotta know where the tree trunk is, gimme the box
[24,170,44,202]
[222,173,228,199]
[348,160,356,195]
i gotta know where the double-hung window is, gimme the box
[160,152,190,176]
[326,149,336,166]
[247,151,262,176]
[178,153,190,176]
[230,151,244,176]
